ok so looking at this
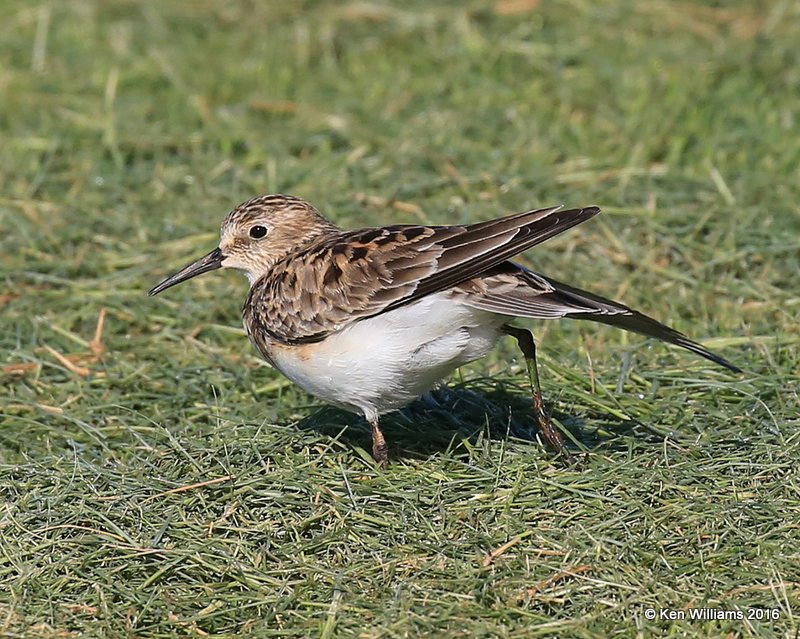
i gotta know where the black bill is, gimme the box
[148,247,225,296]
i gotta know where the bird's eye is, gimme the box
[249,225,268,239]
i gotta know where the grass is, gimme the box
[1,0,799,637]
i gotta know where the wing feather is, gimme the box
[458,265,742,372]
[244,205,599,343]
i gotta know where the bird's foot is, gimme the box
[370,419,389,468]
[533,394,575,465]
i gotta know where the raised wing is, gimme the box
[244,205,600,344]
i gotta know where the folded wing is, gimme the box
[245,205,600,343]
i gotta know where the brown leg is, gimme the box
[503,325,572,460]
[369,416,389,466]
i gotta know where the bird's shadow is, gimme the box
[293,378,668,462]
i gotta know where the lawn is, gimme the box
[1,1,799,637]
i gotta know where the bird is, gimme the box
[148,194,741,464]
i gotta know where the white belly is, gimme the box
[260,293,506,421]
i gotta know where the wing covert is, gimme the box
[244,205,599,343]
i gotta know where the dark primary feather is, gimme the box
[543,276,741,372]
[384,205,601,311]
[460,265,742,372]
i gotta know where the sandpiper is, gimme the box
[149,194,740,464]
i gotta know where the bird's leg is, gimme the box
[503,325,572,459]
[368,416,389,466]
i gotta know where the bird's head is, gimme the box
[148,194,337,296]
